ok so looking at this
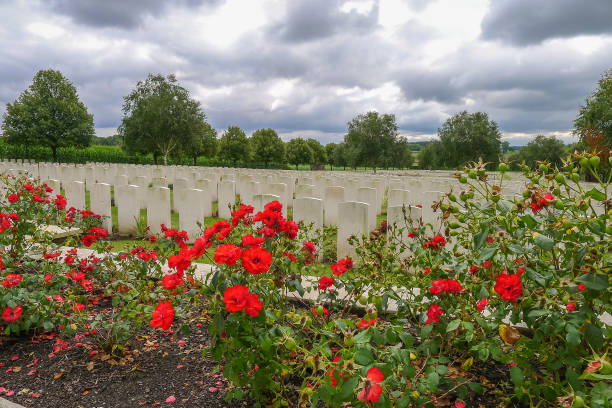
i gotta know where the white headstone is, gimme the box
[337,201,369,260]
[147,187,171,234]
[90,183,112,233]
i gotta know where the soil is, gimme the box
[0,305,246,408]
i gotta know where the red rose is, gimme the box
[331,258,353,276]
[425,304,443,325]
[318,276,335,291]
[214,243,242,266]
[162,273,184,290]
[482,260,492,269]
[8,194,18,203]
[429,278,462,295]
[283,252,296,262]
[357,318,376,329]
[223,285,250,312]
[476,298,489,312]
[469,265,478,274]
[494,274,522,301]
[566,302,576,312]
[223,285,262,317]
[244,293,262,317]
[241,247,272,274]
[264,200,283,213]
[2,273,22,288]
[357,367,384,403]
[282,220,299,240]
[81,235,96,247]
[2,305,23,323]
[150,301,175,330]
[240,234,266,248]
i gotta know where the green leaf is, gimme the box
[508,243,525,254]
[586,187,606,201]
[354,348,374,366]
[338,376,359,400]
[534,233,554,250]
[526,268,548,287]
[334,319,348,333]
[566,329,581,346]
[497,200,514,214]
[478,246,497,262]
[585,324,604,350]
[521,214,537,228]
[510,366,524,386]
[474,226,489,251]
[576,273,609,291]
[446,319,461,333]
[398,332,414,347]
[427,371,440,388]
[468,382,483,394]
[354,328,372,344]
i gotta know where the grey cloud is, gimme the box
[49,0,223,29]
[481,0,612,45]
[269,0,379,43]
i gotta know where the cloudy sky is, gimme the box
[1,0,611,145]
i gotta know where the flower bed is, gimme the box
[1,155,612,408]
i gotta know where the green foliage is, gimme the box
[2,69,94,162]
[285,137,313,169]
[119,73,206,165]
[333,142,349,169]
[418,141,445,169]
[386,137,414,169]
[185,121,218,165]
[433,111,502,168]
[325,143,337,168]
[218,126,250,165]
[511,135,566,169]
[92,134,121,146]
[575,68,612,146]
[306,138,327,165]
[344,111,399,171]
[249,128,285,166]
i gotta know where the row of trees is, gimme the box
[3,68,612,169]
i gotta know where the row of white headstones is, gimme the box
[1,160,537,260]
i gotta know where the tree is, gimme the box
[250,128,285,167]
[306,138,327,165]
[334,142,349,170]
[2,69,94,162]
[187,121,217,165]
[418,141,444,170]
[119,74,205,165]
[218,126,250,166]
[435,111,502,168]
[325,143,337,170]
[575,68,612,148]
[389,138,414,169]
[513,135,566,169]
[344,111,399,172]
[285,138,313,170]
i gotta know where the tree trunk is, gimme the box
[193,156,197,166]
[154,155,158,165]
[163,153,168,166]
[295,164,298,170]
[52,146,57,163]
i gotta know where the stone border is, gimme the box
[0,397,26,408]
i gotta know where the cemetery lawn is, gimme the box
[0,303,248,408]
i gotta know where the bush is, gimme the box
[195,155,611,407]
